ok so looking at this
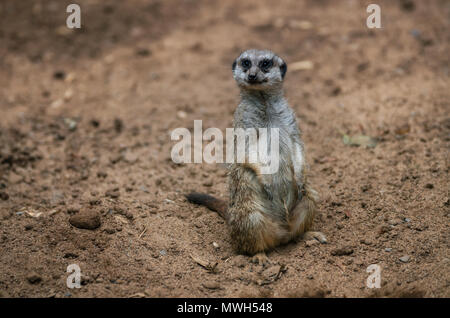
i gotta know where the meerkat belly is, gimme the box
[291,139,304,180]
[261,128,299,214]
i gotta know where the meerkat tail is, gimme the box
[185,193,228,220]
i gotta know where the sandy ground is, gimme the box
[0,0,449,298]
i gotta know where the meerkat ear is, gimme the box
[232,60,237,71]
[280,61,287,79]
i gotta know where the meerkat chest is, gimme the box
[235,104,304,180]
[262,125,303,208]
[278,127,304,178]
[290,137,304,180]
[261,122,303,179]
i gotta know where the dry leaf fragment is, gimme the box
[48,209,60,216]
[129,293,146,298]
[289,20,313,30]
[190,254,218,272]
[394,124,410,135]
[342,134,377,148]
[25,210,43,218]
[290,60,314,71]
[114,214,129,224]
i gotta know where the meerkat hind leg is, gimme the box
[303,231,327,243]
[250,252,271,266]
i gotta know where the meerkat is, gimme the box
[186,49,326,264]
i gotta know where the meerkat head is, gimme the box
[232,49,287,91]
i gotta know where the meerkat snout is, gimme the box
[232,49,287,89]
[247,72,258,82]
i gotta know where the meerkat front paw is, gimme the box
[303,231,327,244]
[250,252,271,266]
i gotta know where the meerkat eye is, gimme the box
[241,59,251,69]
[260,59,273,70]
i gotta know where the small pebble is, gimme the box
[202,282,221,290]
[64,118,77,131]
[27,273,42,284]
[388,219,401,226]
[331,246,354,256]
[105,189,120,199]
[177,111,187,119]
[399,255,411,263]
[114,118,123,133]
[104,227,116,234]
[203,180,213,187]
[53,70,65,80]
[136,48,151,57]
[69,209,101,230]
[66,205,81,214]
[97,171,107,178]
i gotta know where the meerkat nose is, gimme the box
[248,74,257,81]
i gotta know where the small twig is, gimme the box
[138,226,147,238]
[334,262,345,273]
[190,254,218,273]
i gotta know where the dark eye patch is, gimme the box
[241,59,251,69]
[259,59,273,71]
[280,62,287,79]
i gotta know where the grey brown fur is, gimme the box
[187,49,326,263]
